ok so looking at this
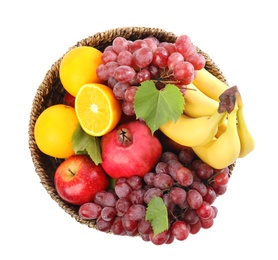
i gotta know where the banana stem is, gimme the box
[218,85,239,113]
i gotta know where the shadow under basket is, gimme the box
[28,27,235,230]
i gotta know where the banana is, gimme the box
[192,68,228,101]
[159,109,226,147]
[192,108,240,169]
[236,93,255,158]
[215,119,227,138]
[183,83,219,117]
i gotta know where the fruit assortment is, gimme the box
[33,32,255,245]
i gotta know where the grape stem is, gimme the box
[153,79,180,84]
[206,169,231,185]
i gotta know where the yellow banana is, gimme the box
[159,109,226,147]
[236,94,255,158]
[215,119,227,138]
[192,108,240,169]
[183,83,219,117]
[192,68,228,101]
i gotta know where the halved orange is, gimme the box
[75,83,122,136]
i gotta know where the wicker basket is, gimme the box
[28,27,234,230]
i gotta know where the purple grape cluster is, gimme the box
[78,147,230,245]
[96,35,206,116]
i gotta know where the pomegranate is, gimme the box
[101,120,162,178]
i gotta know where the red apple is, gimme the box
[54,154,109,205]
[63,92,75,107]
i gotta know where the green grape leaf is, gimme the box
[133,80,185,134]
[145,196,168,236]
[72,124,102,165]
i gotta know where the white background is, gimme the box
[1,0,277,259]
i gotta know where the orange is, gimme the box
[34,104,79,158]
[59,46,103,97]
[75,83,122,136]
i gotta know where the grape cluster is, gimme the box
[78,147,230,245]
[96,35,206,116]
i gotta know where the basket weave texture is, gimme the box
[28,27,231,229]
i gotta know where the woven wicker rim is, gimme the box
[28,27,234,229]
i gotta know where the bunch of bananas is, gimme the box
[160,68,255,169]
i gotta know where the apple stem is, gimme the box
[68,168,75,176]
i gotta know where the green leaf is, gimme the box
[72,124,102,165]
[133,80,185,134]
[145,196,168,236]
